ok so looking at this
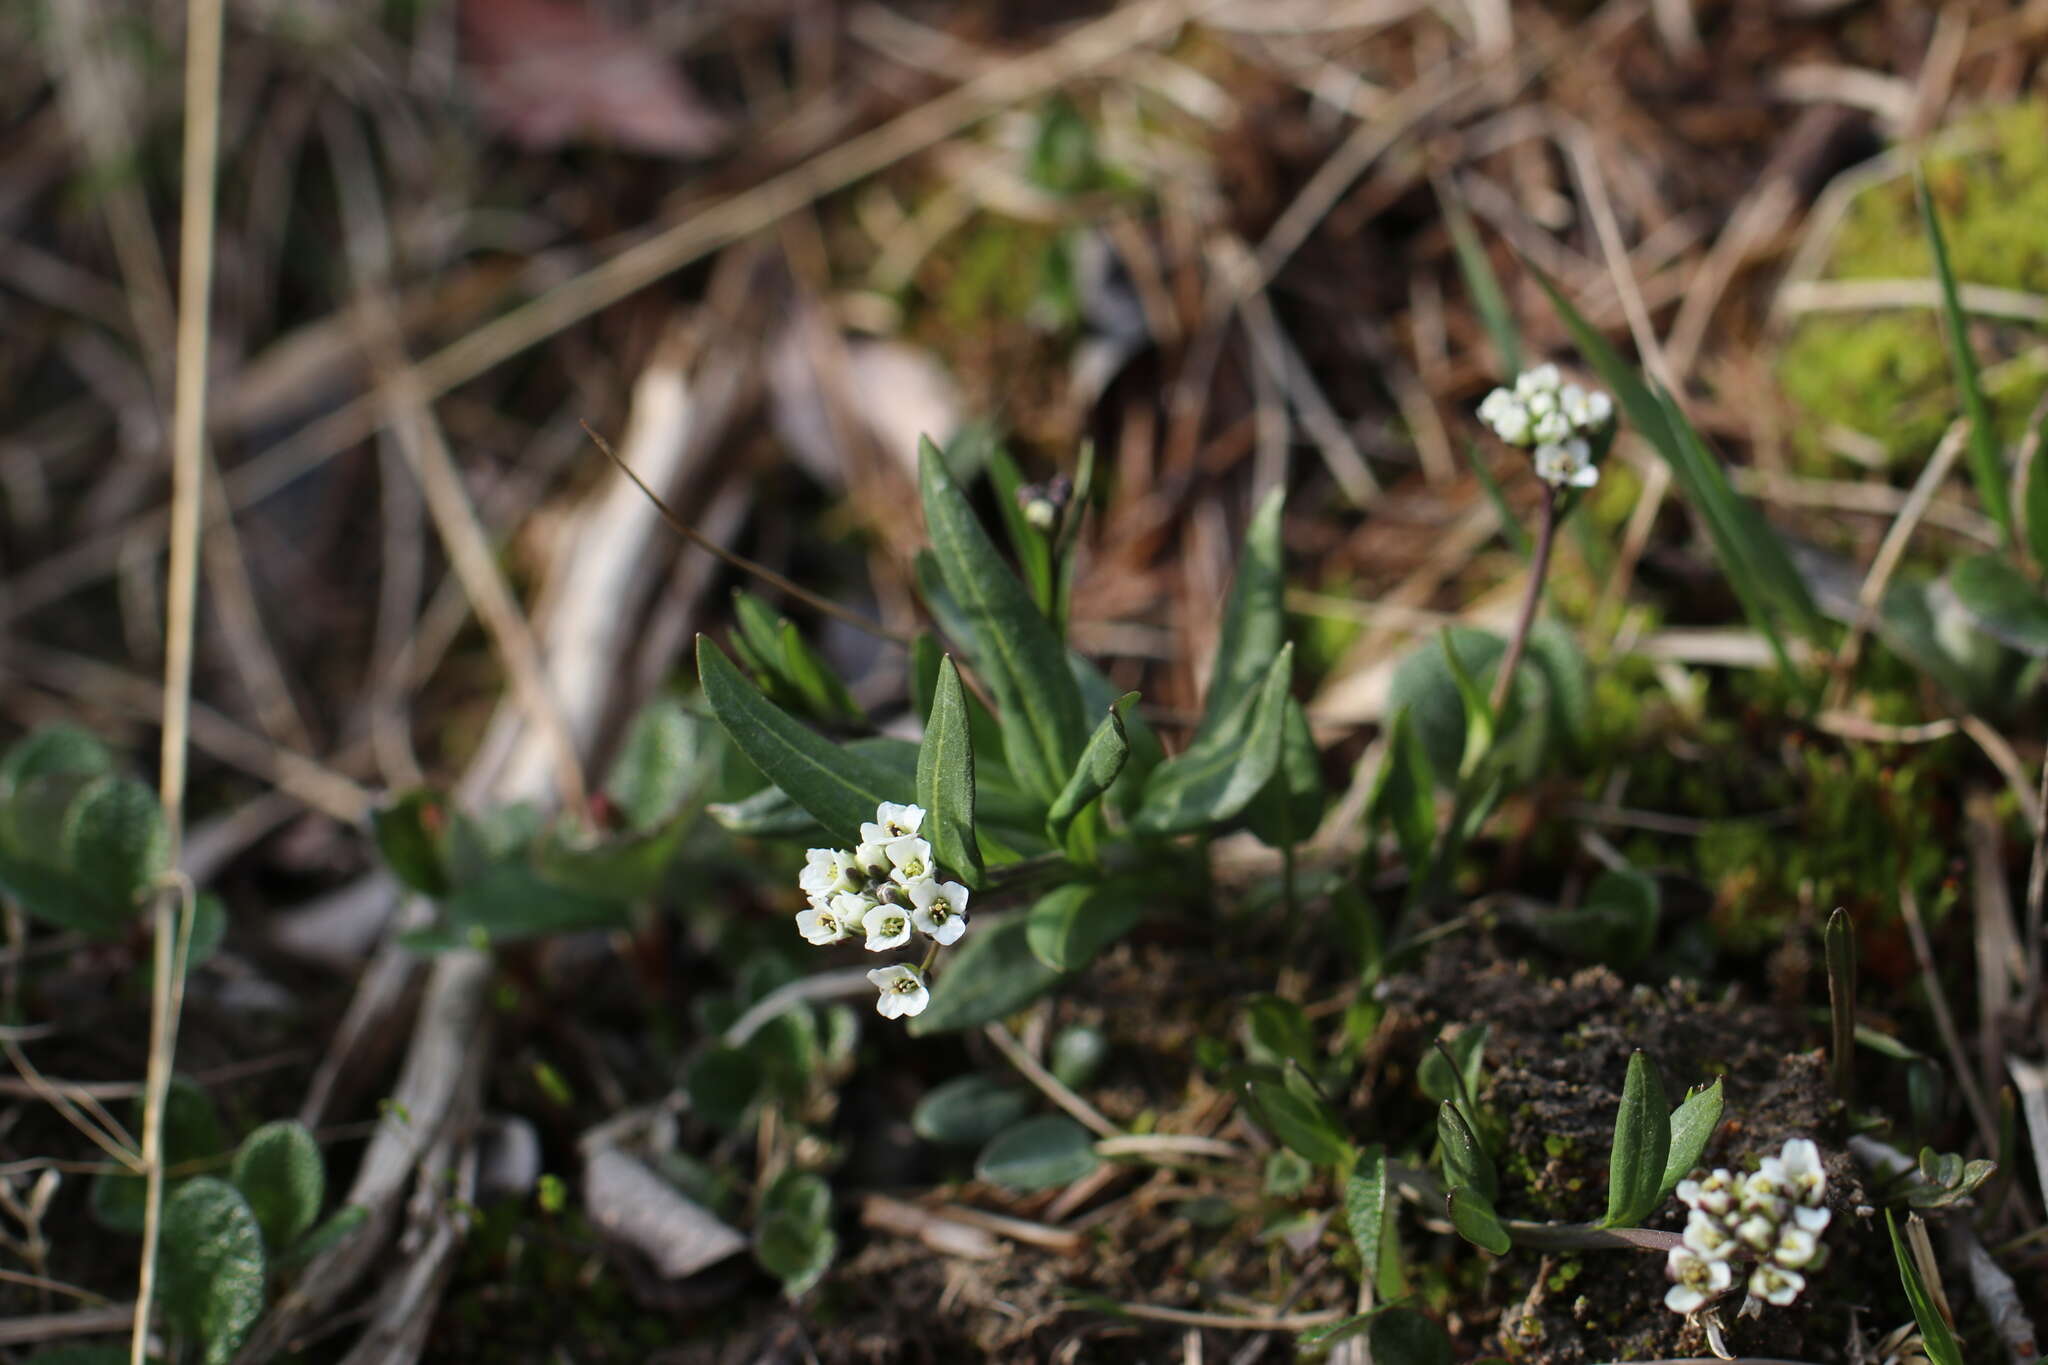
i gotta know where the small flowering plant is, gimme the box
[1665,1137,1832,1318]
[1476,362,1616,492]
[698,436,1321,1031]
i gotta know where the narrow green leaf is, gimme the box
[1948,554,2048,656]
[1825,908,1857,1105]
[1602,1051,1671,1227]
[987,445,1056,614]
[1660,1079,1723,1200]
[1447,1185,1512,1255]
[1918,173,2010,540]
[1439,186,1521,375]
[229,1120,325,1253]
[1244,1075,1354,1168]
[1418,1026,1487,1111]
[1025,880,1144,973]
[158,1177,266,1365]
[777,620,865,727]
[909,915,1063,1035]
[1436,632,1495,780]
[919,437,1087,804]
[1886,1211,1965,1365]
[917,657,982,886]
[1465,441,1532,558]
[1198,489,1287,742]
[2024,404,2048,573]
[697,635,908,840]
[1343,1145,1388,1287]
[1369,708,1438,873]
[1245,995,1318,1072]
[976,1115,1101,1192]
[1245,699,1324,850]
[1437,1101,1496,1202]
[1531,267,1823,647]
[1045,694,1134,847]
[1134,644,1293,834]
[272,1203,366,1269]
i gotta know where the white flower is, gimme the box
[1533,438,1598,489]
[1532,408,1574,445]
[1791,1203,1831,1233]
[1747,1262,1805,1307]
[1563,384,1613,429]
[1776,1139,1826,1206]
[795,898,853,945]
[862,902,913,951]
[1676,1169,1735,1218]
[800,848,860,900]
[884,835,935,887]
[1734,1212,1778,1254]
[1772,1225,1821,1269]
[1478,387,1534,446]
[1682,1209,1737,1261]
[1515,363,1562,399]
[861,802,925,846]
[867,963,930,1019]
[853,838,892,878]
[1663,1245,1732,1315]
[1739,1165,1786,1216]
[910,878,970,945]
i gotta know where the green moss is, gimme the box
[1779,101,2048,469]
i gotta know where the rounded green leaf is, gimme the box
[1050,1024,1108,1090]
[1448,1184,1512,1255]
[1368,1305,1454,1365]
[158,1177,266,1365]
[64,775,169,911]
[230,1120,325,1252]
[1949,554,2048,656]
[911,1075,1033,1147]
[975,1115,1101,1192]
[0,725,112,793]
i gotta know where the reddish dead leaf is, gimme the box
[461,0,730,157]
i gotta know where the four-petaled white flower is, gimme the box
[862,903,912,952]
[1771,1225,1820,1269]
[862,802,924,846]
[1515,363,1562,399]
[1777,1139,1826,1206]
[795,899,853,945]
[1682,1209,1736,1261]
[911,879,970,945]
[1663,1246,1732,1316]
[1534,439,1598,489]
[885,835,934,887]
[867,963,929,1019]
[800,847,861,900]
[1748,1263,1805,1307]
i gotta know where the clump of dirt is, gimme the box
[1376,933,1883,1363]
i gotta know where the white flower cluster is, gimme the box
[1476,363,1614,490]
[1665,1138,1831,1316]
[796,801,971,1020]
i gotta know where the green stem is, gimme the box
[1489,483,1560,718]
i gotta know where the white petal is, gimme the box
[1747,1264,1804,1306]
[873,801,925,838]
[1664,1284,1707,1315]
[1792,1203,1830,1232]
[862,905,912,951]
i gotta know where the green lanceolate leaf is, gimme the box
[778,620,865,727]
[1826,907,1857,1104]
[909,915,1063,1035]
[1134,644,1294,834]
[158,1177,266,1365]
[1245,699,1324,851]
[2025,404,2048,573]
[1661,1079,1723,1200]
[917,657,982,886]
[1447,1184,1512,1255]
[1344,1146,1389,1289]
[1243,1073,1354,1168]
[1439,185,1521,375]
[1026,880,1144,973]
[698,635,909,840]
[987,445,1056,614]
[976,1115,1101,1192]
[371,789,453,897]
[1244,995,1317,1072]
[1418,1026,1487,1110]
[1437,1101,1497,1203]
[1369,707,1438,873]
[1886,1211,1964,1365]
[1197,488,1287,742]
[440,862,629,942]
[1046,693,1134,849]
[1602,1051,1671,1227]
[919,437,1087,805]
[229,1120,325,1252]
[1948,554,2048,656]
[1918,173,2010,541]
